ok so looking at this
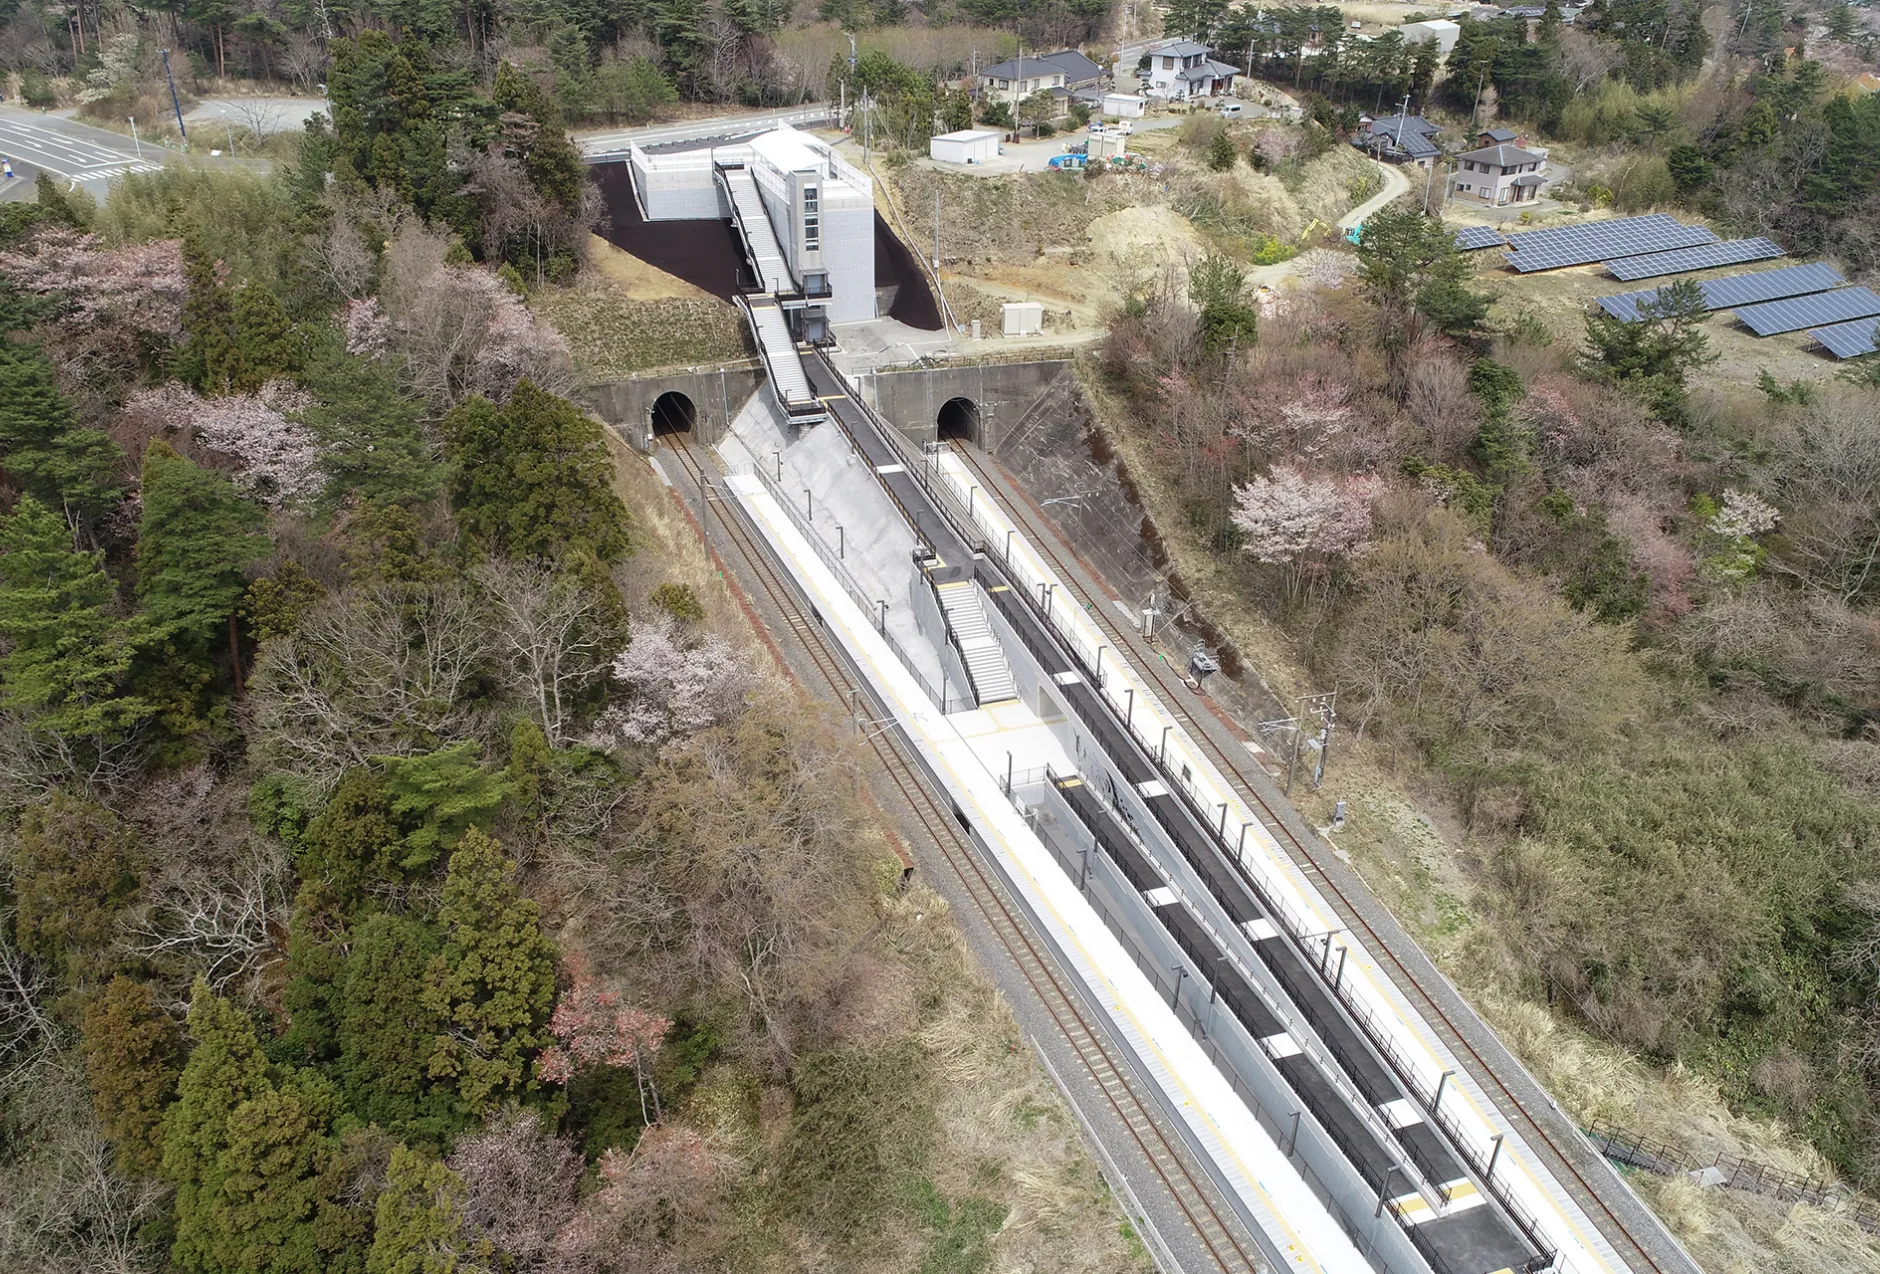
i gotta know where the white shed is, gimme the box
[1400,18,1461,57]
[1002,301,1044,336]
[1101,92,1146,119]
[930,129,1001,164]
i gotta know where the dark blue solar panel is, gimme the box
[1506,218,1716,272]
[1596,263,1844,322]
[1454,224,1506,251]
[1811,318,1880,359]
[1735,287,1880,336]
[1604,238,1785,280]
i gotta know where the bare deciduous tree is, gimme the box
[475,560,617,746]
[120,840,290,1000]
[247,581,491,791]
[450,1109,584,1274]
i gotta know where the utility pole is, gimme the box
[161,49,188,144]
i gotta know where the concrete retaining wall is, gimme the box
[588,363,765,450]
[855,360,1072,453]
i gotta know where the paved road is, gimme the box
[578,105,830,159]
[186,96,327,137]
[1338,156,1411,230]
[0,107,165,201]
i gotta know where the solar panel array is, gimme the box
[1504,215,1718,273]
[1605,237,1786,280]
[1810,317,1880,359]
[1454,224,1506,251]
[1735,286,1880,336]
[1505,212,1682,251]
[1595,262,1844,322]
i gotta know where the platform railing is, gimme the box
[869,429,1558,1268]
[745,461,970,714]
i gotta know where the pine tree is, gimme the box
[0,341,123,532]
[230,282,299,392]
[0,494,146,737]
[299,337,443,511]
[376,741,511,873]
[162,980,272,1272]
[441,381,631,567]
[81,975,183,1174]
[423,828,557,1112]
[135,440,270,661]
[368,1146,485,1274]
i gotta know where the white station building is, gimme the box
[628,125,878,328]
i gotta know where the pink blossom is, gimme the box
[596,611,754,747]
[1230,464,1380,564]
[344,297,390,358]
[123,381,321,505]
[534,965,671,1086]
[0,228,185,338]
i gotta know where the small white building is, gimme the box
[1101,91,1146,118]
[930,129,1001,164]
[1002,301,1043,336]
[1400,18,1461,58]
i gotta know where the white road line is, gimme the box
[0,120,151,178]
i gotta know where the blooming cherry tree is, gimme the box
[121,381,321,506]
[1231,464,1382,602]
[535,957,672,1125]
[597,612,754,748]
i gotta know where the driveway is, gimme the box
[1338,158,1410,231]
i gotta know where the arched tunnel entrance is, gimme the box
[650,391,697,438]
[937,396,980,445]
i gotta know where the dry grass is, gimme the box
[534,279,750,380]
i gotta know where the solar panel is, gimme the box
[1454,224,1506,251]
[1505,213,1685,252]
[1735,286,1880,335]
[1810,317,1880,359]
[1605,237,1786,280]
[1595,263,1845,322]
[1506,222,1716,273]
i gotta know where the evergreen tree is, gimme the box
[12,792,141,990]
[81,975,183,1174]
[0,341,123,533]
[335,914,462,1142]
[441,381,630,566]
[162,980,272,1272]
[230,282,299,391]
[241,560,328,646]
[214,1072,367,1274]
[299,337,443,510]
[301,767,406,906]
[344,502,449,585]
[368,1145,484,1274]
[376,741,511,874]
[135,440,270,661]
[0,494,147,738]
[176,231,240,393]
[422,829,557,1111]
[1581,278,1715,424]
[492,62,586,219]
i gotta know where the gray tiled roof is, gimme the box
[1456,142,1543,166]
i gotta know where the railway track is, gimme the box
[947,442,1681,1274]
[658,434,1266,1274]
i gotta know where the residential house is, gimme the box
[1355,114,1442,168]
[1138,38,1241,100]
[978,49,1105,109]
[1451,141,1547,205]
[1476,126,1519,146]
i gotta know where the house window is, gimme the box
[802,185,819,253]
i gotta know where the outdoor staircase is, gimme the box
[935,581,1017,706]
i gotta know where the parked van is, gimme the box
[1217,101,1244,116]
